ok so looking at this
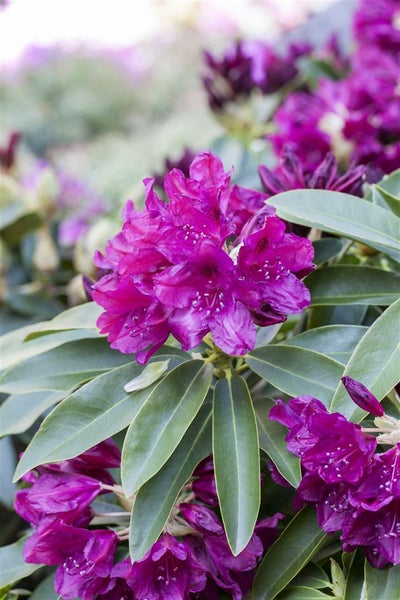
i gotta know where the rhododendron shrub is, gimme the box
[1,0,400,598]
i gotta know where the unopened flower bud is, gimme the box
[33,226,59,273]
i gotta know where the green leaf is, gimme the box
[129,401,212,562]
[246,346,344,406]
[213,376,260,555]
[0,390,66,436]
[276,587,333,599]
[313,237,346,266]
[291,562,333,590]
[25,302,102,337]
[253,507,329,600]
[124,360,170,392]
[373,169,400,217]
[13,357,184,481]
[0,437,16,507]
[282,325,368,365]
[0,539,42,587]
[121,360,212,495]
[254,398,301,488]
[364,561,400,600]
[268,189,400,262]
[0,324,99,373]
[305,266,400,306]
[0,338,133,394]
[29,573,58,599]
[343,550,364,600]
[330,298,400,421]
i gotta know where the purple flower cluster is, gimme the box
[15,448,282,599]
[202,40,311,111]
[91,151,314,364]
[270,378,400,568]
[269,0,400,173]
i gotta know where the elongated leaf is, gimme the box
[268,189,400,261]
[254,398,301,488]
[282,325,367,365]
[13,354,185,481]
[213,376,260,555]
[276,587,333,599]
[0,325,99,373]
[121,360,212,496]
[313,237,346,265]
[305,266,400,306]
[29,573,58,599]
[374,169,400,217]
[0,390,66,436]
[343,550,364,600]
[0,338,133,394]
[0,437,16,507]
[25,301,102,337]
[364,561,400,600]
[331,299,400,421]
[253,507,329,600]
[291,562,333,590]
[0,538,42,587]
[129,401,212,561]
[246,346,344,406]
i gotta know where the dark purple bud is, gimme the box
[341,376,384,416]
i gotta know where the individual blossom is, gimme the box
[126,533,207,600]
[54,529,119,600]
[92,151,314,364]
[259,146,367,198]
[202,40,311,111]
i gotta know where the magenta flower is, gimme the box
[126,533,206,599]
[14,473,101,527]
[353,0,400,54]
[54,529,118,600]
[259,147,366,198]
[92,152,314,363]
[202,39,311,111]
[341,376,385,417]
[271,397,377,483]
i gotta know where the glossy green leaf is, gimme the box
[268,189,400,262]
[331,298,400,421]
[343,550,364,600]
[0,324,99,373]
[124,360,170,392]
[129,401,212,562]
[364,561,400,600]
[0,338,133,394]
[373,169,400,216]
[121,360,212,495]
[213,376,260,555]
[305,266,400,306]
[282,325,368,365]
[13,357,183,481]
[0,390,66,436]
[276,587,333,599]
[253,507,329,600]
[25,301,102,337]
[313,237,346,266]
[246,346,344,406]
[0,538,42,587]
[254,398,301,488]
